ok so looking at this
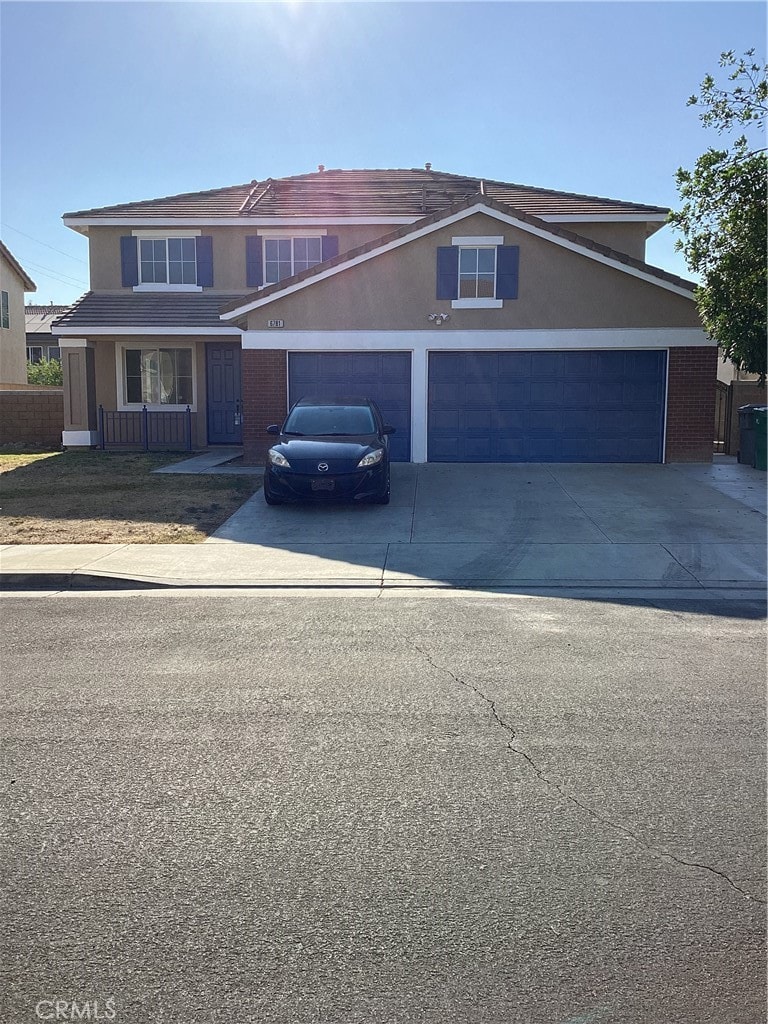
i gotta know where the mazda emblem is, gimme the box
[317,462,329,472]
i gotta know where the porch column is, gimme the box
[61,339,98,447]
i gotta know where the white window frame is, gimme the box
[116,341,197,412]
[27,345,43,363]
[132,229,202,292]
[450,235,504,309]
[1,290,9,329]
[262,232,326,286]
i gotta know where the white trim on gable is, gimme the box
[220,202,695,320]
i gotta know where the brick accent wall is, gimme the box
[727,380,767,456]
[242,350,287,464]
[665,347,718,462]
[0,389,63,447]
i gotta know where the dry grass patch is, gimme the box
[0,450,260,544]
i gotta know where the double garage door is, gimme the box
[288,350,667,464]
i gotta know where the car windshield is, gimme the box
[283,405,376,436]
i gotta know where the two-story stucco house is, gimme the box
[53,166,715,463]
[1,241,37,385]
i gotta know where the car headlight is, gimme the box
[357,448,384,468]
[268,449,290,468]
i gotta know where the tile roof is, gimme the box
[26,305,71,335]
[51,293,244,331]
[0,240,36,291]
[220,194,695,320]
[63,168,669,221]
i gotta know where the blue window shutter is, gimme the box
[121,236,138,287]
[196,236,213,287]
[496,246,519,299]
[246,236,263,288]
[321,235,339,261]
[436,246,459,300]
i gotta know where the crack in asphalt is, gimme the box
[406,636,765,906]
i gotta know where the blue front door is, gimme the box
[206,343,242,444]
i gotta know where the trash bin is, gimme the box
[738,405,759,466]
[753,407,767,471]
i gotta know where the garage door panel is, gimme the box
[497,352,532,379]
[289,352,411,461]
[428,351,666,463]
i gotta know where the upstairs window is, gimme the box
[139,237,197,285]
[459,247,496,299]
[264,236,323,284]
[122,234,212,290]
[436,237,519,309]
[1,290,9,329]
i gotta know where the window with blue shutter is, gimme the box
[246,236,263,288]
[496,245,519,300]
[195,236,214,288]
[436,246,459,300]
[321,235,339,261]
[436,241,519,305]
[121,236,139,287]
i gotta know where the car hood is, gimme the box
[274,436,378,458]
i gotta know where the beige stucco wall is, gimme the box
[245,212,701,332]
[87,225,392,292]
[0,251,31,384]
[567,222,648,260]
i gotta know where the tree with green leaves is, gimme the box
[669,49,767,382]
[27,358,63,386]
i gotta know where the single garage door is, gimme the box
[289,352,412,461]
[428,350,666,463]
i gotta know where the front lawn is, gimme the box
[0,450,260,544]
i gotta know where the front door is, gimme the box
[206,343,242,444]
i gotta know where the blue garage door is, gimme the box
[428,350,666,463]
[289,352,412,461]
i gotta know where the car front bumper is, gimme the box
[265,463,388,501]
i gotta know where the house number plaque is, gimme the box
[267,319,284,328]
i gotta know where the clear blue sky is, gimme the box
[1,0,765,303]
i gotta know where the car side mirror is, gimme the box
[266,424,280,435]
[383,425,396,435]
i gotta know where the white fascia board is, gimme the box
[55,326,241,336]
[540,214,668,223]
[63,216,416,229]
[241,328,713,350]
[223,203,695,320]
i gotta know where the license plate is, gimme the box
[311,479,335,491]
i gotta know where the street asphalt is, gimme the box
[1,589,765,1024]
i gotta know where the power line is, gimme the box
[21,260,88,289]
[1,222,88,264]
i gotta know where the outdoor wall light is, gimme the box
[428,313,451,325]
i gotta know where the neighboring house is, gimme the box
[0,240,36,384]
[53,166,715,462]
[26,304,68,363]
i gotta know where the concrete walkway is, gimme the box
[1,459,765,592]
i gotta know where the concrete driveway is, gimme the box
[199,461,767,589]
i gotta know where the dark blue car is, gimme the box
[263,396,395,505]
